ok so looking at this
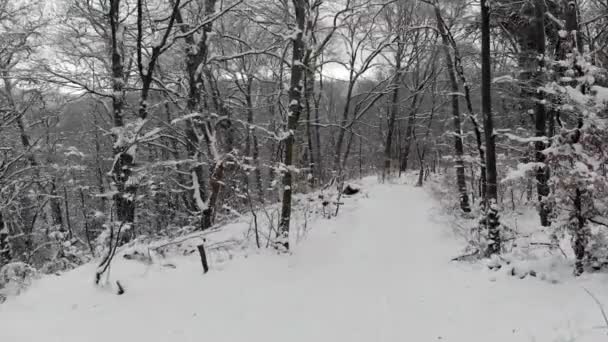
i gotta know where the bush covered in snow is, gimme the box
[0,262,37,302]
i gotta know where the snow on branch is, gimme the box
[502,132,549,144]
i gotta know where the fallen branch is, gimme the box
[529,242,568,259]
[451,249,479,261]
[150,228,220,251]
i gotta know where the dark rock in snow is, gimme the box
[342,184,360,195]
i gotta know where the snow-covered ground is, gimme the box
[2,179,608,341]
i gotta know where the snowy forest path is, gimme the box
[281,182,506,341]
[263,182,605,342]
[0,181,604,342]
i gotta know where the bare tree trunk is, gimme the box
[243,79,265,202]
[414,134,426,188]
[49,181,64,229]
[78,189,96,256]
[278,0,306,251]
[532,0,551,226]
[200,71,233,229]
[383,44,402,181]
[468,115,486,204]
[341,131,355,175]
[117,0,181,234]
[562,0,587,275]
[202,153,225,229]
[0,213,9,265]
[333,74,355,172]
[135,0,180,120]
[359,135,363,178]
[4,77,65,230]
[400,97,418,172]
[93,119,107,213]
[63,187,73,240]
[481,0,500,256]
[573,188,587,276]
[108,0,135,233]
[435,6,470,212]
[161,103,194,211]
[397,125,404,176]
[314,62,324,183]
[433,3,486,205]
[304,60,316,187]
[175,0,218,229]
[94,0,131,283]
[414,66,438,188]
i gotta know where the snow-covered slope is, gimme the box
[1,180,607,341]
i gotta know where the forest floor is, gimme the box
[1,178,608,341]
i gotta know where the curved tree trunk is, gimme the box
[434,6,470,213]
[175,0,219,230]
[434,4,487,205]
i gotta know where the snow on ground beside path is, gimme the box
[2,178,608,342]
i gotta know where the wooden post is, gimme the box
[197,243,209,273]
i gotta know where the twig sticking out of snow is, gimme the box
[584,288,608,330]
[95,222,127,286]
[197,243,209,274]
[116,281,125,295]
